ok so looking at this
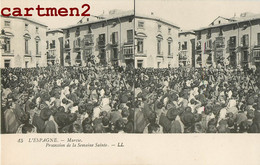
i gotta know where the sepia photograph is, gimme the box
[1,0,260,164]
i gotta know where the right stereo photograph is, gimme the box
[133,0,260,134]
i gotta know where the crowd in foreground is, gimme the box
[1,64,135,133]
[134,65,260,133]
[1,63,260,133]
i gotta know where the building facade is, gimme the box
[46,29,63,66]
[62,10,135,67]
[0,16,47,68]
[178,30,195,67]
[194,13,260,68]
[135,13,180,68]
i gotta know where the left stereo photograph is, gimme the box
[1,0,135,134]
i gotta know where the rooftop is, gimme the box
[62,10,180,30]
[194,12,260,32]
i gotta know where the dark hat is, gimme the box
[166,108,178,121]
[123,121,133,133]
[247,97,255,105]
[120,95,128,103]
[54,112,69,128]
[159,114,172,133]
[40,108,52,121]
[156,102,164,109]
[181,111,195,127]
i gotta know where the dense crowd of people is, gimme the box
[1,64,135,133]
[1,64,260,133]
[134,66,260,133]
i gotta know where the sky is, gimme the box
[136,0,260,30]
[1,0,260,29]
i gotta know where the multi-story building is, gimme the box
[178,30,195,67]
[62,10,180,68]
[135,13,180,68]
[0,16,47,68]
[62,10,135,67]
[194,12,260,68]
[46,29,63,66]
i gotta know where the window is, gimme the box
[219,27,223,36]
[4,60,11,68]
[112,48,118,59]
[99,34,106,45]
[85,48,92,57]
[243,51,248,62]
[207,29,211,38]
[4,21,10,27]
[205,40,212,49]
[74,38,81,48]
[25,39,29,54]
[197,31,201,40]
[66,30,70,38]
[112,32,118,44]
[157,40,162,54]
[76,27,80,36]
[178,42,181,50]
[65,39,70,48]
[25,61,28,68]
[50,40,56,49]
[36,27,39,33]
[158,24,162,32]
[229,36,236,48]
[242,34,249,47]
[127,30,133,43]
[168,28,171,34]
[46,41,49,49]
[4,38,10,53]
[258,33,260,45]
[157,62,161,68]
[182,41,187,50]
[137,39,144,53]
[25,24,28,30]
[218,20,221,24]
[168,42,172,55]
[76,52,81,64]
[138,21,144,29]
[137,60,143,68]
[36,41,39,55]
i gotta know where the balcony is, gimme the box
[24,51,32,57]
[253,50,260,62]
[84,34,94,47]
[157,51,163,58]
[136,50,147,57]
[196,45,202,51]
[215,37,225,49]
[205,46,212,51]
[36,52,41,57]
[123,46,134,59]
[2,49,14,57]
[229,43,236,50]
[98,40,106,48]
[64,43,70,50]
[111,41,118,47]
[167,52,173,58]
[124,39,134,45]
